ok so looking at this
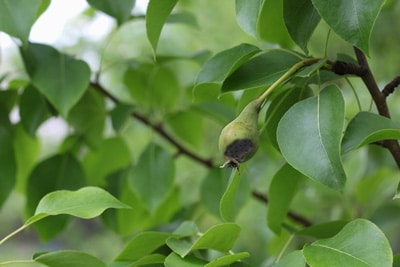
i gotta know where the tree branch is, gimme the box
[331,49,400,167]
[252,191,312,227]
[352,48,400,167]
[382,76,400,97]
[90,82,214,168]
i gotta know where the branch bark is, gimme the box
[252,191,312,227]
[353,48,400,167]
[331,49,400,167]
[90,82,214,168]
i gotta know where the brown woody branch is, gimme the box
[332,48,400,167]
[91,81,313,228]
[252,191,312,227]
[382,76,400,96]
[90,82,214,168]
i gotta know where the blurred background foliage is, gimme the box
[1,0,400,266]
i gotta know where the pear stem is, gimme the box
[255,58,320,106]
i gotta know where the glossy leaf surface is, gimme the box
[267,164,305,234]
[0,115,16,208]
[283,0,320,53]
[257,0,293,47]
[193,43,260,100]
[222,49,301,93]
[35,250,107,267]
[87,0,135,25]
[311,0,385,55]
[342,111,400,153]
[146,0,178,55]
[272,250,305,267]
[277,85,346,190]
[303,219,392,267]
[28,187,130,225]
[19,85,50,136]
[0,0,49,44]
[219,169,250,222]
[25,154,86,240]
[21,43,90,117]
[129,143,175,212]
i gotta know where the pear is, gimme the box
[219,99,261,169]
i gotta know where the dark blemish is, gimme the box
[224,139,254,164]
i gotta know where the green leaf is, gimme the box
[13,123,40,193]
[83,137,131,186]
[87,0,135,25]
[35,250,106,267]
[205,252,250,267]
[277,85,346,190]
[193,43,260,100]
[342,111,400,153]
[146,0,178,55]
[110,103,134,132]
[25,154,86,240]
[115,231,172,261]
[0,89,18,113]
[166,238,192,257]
[19,85,50,136]
[192,223,241,252]
[115,183,152,235]
[296,220,348,239]
[394,254,400,267]
[172,221,199,237]
[128,254,165,267]
[112,180,179,235]
[310,0,385,55]
[272,250,305,267]
[167,223,241,257]
[67,89,106,148]
[283,0,320,53]
[265,87,313,150]
[267,164,305,234]
[20,43,91,117]
[27,187,130,225]
[303,219,393,267]
[166,109,204,149]
[257,0,293,47]
[357,169,398,203]
[0,0,49,45]
[201,168,229,217]
[235,0,263,38]
[124,64,180,112]
[129,143,175,213]
[165,253,207,267]
[151,186,181,227]
[0,113,16,208]
[221,49,301,93]
[166,12,198,28]
[219,169,250,222]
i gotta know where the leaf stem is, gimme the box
[0,260,43,266]
[0,224,29,246]
[275,234,294,263]
[345,77,362,111]
[255,58,320,106]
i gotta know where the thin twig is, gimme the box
[90,82,214,168]
[252,191,312,227]
[382,76,400,97]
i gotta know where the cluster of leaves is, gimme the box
[1,0,400,266]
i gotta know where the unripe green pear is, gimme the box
[219,99,261,168]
